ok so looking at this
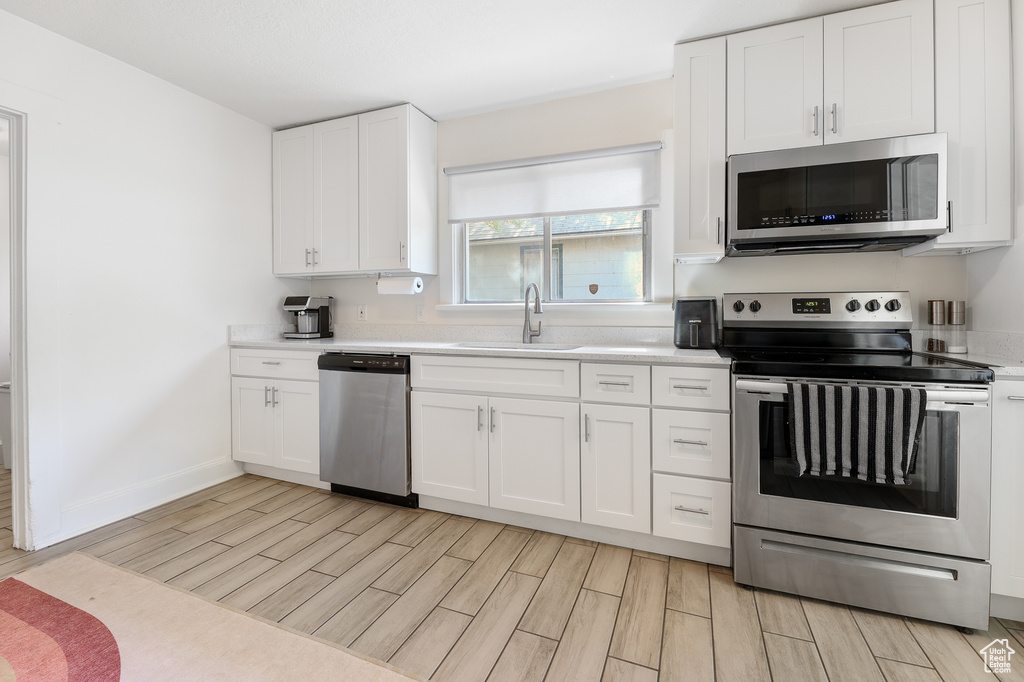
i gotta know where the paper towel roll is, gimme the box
[376,277,424,295]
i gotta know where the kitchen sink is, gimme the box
[453,342,581,350]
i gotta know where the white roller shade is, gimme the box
[445,142,662,224]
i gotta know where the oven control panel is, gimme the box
[723,291,913,329]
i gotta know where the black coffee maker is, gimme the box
[283,296,333,339]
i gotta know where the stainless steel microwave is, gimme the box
[726,133,947,256]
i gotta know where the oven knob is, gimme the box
[732,300,745,313]
[865,299,881,312]
[846,299,861,312]
[749,300,762,313]
[885,299,902,312]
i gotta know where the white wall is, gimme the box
[966,0,1024,333]
[313,78,966,331]
[0,9,304,548]
[0,146,9,383]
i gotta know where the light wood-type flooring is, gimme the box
[1,467,1022,681]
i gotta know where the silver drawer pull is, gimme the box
[1008,396,1024,401]
[672,384,707,391]
[673,439,709,447]
[477,405,483,432]
[264,386,271,407]
[675,505,710,515]
[261,361,282,366]
[598,380,631,387]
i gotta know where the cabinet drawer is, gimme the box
[581,363,650,405]
[652,474,731,548]
[651,365,729,411]
[411,355,579,398]
[230,348,320,381]
[652,409,730,480]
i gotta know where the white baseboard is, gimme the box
[243,463,330,489]
[992,593,1024,621]
[41,458,245,548]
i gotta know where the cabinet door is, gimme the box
[411,391,489,505]
[273,379,320,475]
[581,404,650,533]
[489,397,580,522]
[313,116,360,273]
[823,0,934,144]
[727,18,823,155]
[231,377,275,467]
[992,379,1024,598]
[273,126,315,275]
[359,105,410,272]
[673,38,726,261]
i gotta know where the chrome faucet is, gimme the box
[523,282,543,343]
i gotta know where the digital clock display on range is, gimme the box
[792,298,831,314]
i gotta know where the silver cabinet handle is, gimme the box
[675,505,710,515]
[261,361,281,366]
[1008,396,1024,401]
[312,248,319,266]
[477,405,483,432]
[830,102,837,134]
[674,438,709,447]
[271,387,279,407]
[399,241,406,263]
[812,105,819,136]
[490,407,496,433]
[716,216,722,245]
[598,380,631,387]
[264,386,271,407]
[305,249,312,267]
[584,414,591,442]
[672,384,708,391]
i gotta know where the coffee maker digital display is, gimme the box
[283,296,333,339]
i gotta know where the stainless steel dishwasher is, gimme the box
[318,353,417,507]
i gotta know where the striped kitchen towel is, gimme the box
[787,383,927,485]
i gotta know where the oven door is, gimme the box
[733,377,990,560]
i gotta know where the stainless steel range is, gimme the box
[723,291,994,630]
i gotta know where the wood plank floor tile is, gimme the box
[876,659,943,682]
[1009,628,1024,650]
[96,527,187,565]
[708,563,732,574]
[81,500,222,557]
[659,610,714,682]
[446,519,505,561]
[248,486,325,514]
[609,556,668,669]
[602,657,659,682]
[350,555,472,662]
[191,555,279,601]
[312,509,419,577]
[956,617,1024,681]
[314,587,400,648]
[387,607,472,680]
[211,477,281,504]
[142,540,230,583]
[432,571,541,682]
[631,549,668,562]
[708,571,770,681]
[220,531,356,611]
[802,599,885,682]
[260,502,370,561]
[338,505,401,535]
[763,632,828,682]
[172,484,288,533]
[906,618,992,682]
[120,509,263,573]
[564,536,598,547]
[545,588,620,682]
[247,569,336,622]
[388,509,449,547]
[487,630,558,682]
[279,542,411,635]
[852,609,931,667]
[371,517,474,595]
[583,544,632,597]
[510,531,565,578]
[167,519,308,591]
[519,541,595,640]
[289,495,351,523]
[440,528,530,616]
[206,493,328,547]
[666,558,711,618]
[129,476,250,522]
[755,590,813,641]
[0,516,147,578]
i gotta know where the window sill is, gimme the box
[435,301,675,326]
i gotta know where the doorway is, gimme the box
[0,116,10,548]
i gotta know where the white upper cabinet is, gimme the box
[273,104,437,277]
[905,0,1013,256]
[673,37,728,262]
[727,0,934,155]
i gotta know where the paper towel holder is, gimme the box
[375,274,424,295]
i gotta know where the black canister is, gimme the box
[674,297,720,349]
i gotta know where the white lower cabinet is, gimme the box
[992,378,1024,601]
[581,403,651,533]
[652,409,730,480]
[652,473,731,548]
[231,376,319,475]
[490,397,581,522]
[410,391,489,506]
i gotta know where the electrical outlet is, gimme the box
[357,304,367,321]
[416,305,425,323]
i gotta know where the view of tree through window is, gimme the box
[463,211,647,302]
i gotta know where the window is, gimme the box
[446,142,661,305]
[463,211,648,302]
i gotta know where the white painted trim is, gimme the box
[419,494,732,566]
[243,462,330,489]
[51,458,245,545]
[991,593,1024,621]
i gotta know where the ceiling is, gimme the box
[0,0,884,129]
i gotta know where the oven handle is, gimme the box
[734,379,989,403]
